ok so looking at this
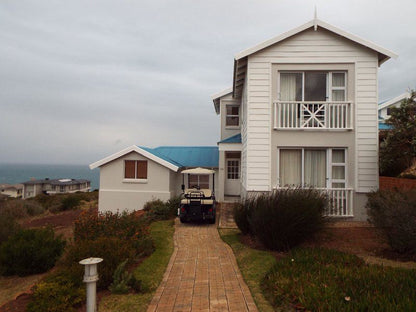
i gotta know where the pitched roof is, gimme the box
[148,146,219,168]
[89,145,219,171]
[218,133,241,144]
[211,87,232,114]
[233,18,397,97]
[378,92,410,110]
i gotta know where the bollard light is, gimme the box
[79,257,103,312]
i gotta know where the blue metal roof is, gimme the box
[140,146,219,168]
[218,133,241,144]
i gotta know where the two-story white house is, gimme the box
[91,18,396,220]
[213,18,396,220]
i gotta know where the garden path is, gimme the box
[147,217,257,312]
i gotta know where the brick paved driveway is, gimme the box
[147,219,258,312]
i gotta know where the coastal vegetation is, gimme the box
[0,194,177,311]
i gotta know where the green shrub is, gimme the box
[367,190,416,254]
[109,259,141,294]
[233,201,253,235]
[27,274,85,312]
[0,227,65,276]
[263,248,416,311]
[24,201,45,216]
[61,196,81,211]
[241,189,327,251]
[144,196,181,221]
[60,237,136,289]
[74,210,149,242]
[0,200,28,219]
[0,215,20,244]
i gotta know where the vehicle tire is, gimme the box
[180,217,187,223]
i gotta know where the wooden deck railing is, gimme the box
[273,101,353,130]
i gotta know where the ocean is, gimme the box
[0,163,100,191]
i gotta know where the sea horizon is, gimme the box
[0,163,100,191]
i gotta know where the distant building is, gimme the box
[0,184,23,198]
[22,178,91,199]
[378,92,411,130]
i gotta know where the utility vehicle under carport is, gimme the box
[178,167,216,224]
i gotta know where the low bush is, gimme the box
[367,189,416,254]
[59,237,136,289]
[27,274,85,312]
[263,248,416,311]
[233,201,253,235]
[144,196,181,221]
[74,210,149,242]
[237,189,327,251]
[61,196,82,211]
[109,259,142,294]
[0,227,65,276]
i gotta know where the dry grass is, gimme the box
[0,273,46,306]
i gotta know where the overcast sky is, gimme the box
[0,0,415,165]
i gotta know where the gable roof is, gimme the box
[378,92,410,110]
[211,87,232,114]
[218,133,242,144]
[89,145,219,171]
[233,18,398,97]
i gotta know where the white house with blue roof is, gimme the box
[91,17,397,220]
[378,92,410,130]
[90,145,218,212]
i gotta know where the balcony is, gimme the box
[274,101,353,130]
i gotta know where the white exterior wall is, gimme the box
[98,152,172,212]
[244,27,380,194]
[241,78,248,193]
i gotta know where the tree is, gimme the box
[380,90,416,176]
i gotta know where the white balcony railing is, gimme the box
[273,187,354,217]
[274,101,353,130]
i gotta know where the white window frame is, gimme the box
[278,71,347,102]
[226,159,240,180]
[225,104,240,128]
[186,174,211,189]
[277,147,347,188]
[123,160,148,183]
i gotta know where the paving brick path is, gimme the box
[147,218,258,312]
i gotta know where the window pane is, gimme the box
[136,161,147,179]
[199,175,209,189]
[280,73,302,101]
[227,106,239,115]
[332,166,345,180]
[279,149,302,186]
[304,150,326,187]
[304,72,327,101]
[226,116,239,126]
[188,175,198,188]
[125,160,135,179]
[332,73,345,87]
[332,90,345,101]
[332,150,345,163]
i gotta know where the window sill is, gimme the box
[225,126,240,130]
[123,179,148,184]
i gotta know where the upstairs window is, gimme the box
[125,160,148,180]
[226,105,239,127]
[279,71,347,102]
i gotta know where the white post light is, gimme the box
[79,257,103,312]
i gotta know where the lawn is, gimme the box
[98,219,175,311]
[263,247,416,311]
[221,228,416,312]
